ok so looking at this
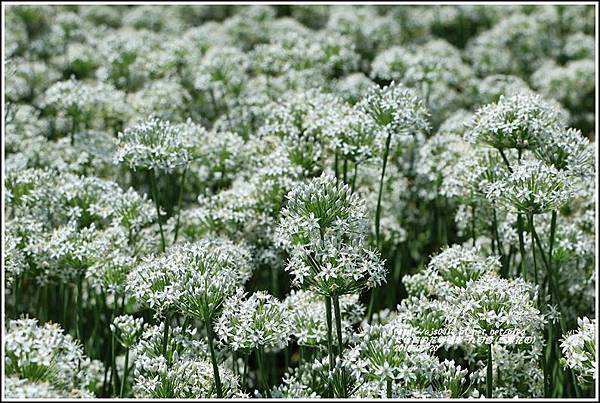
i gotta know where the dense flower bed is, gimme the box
[3,4,596,399]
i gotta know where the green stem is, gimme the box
[528,215,539,292]
[492,209,506,277]
[173,166,187,243]
[205,318,223,398]
[366,289,376,324]
[547,211,557,301]
[63,285,70,331]
[324,296,336,394]
[530,220,564,324]
[111,329,118,396]
[498,149,513,173]
[487,343,493,398]
[334,152,339,183]
[387,379,392,398]
[242,353,249,390]
[76,275,83,342]
[256,347,272,398]
[119,348,129,398]
[517,214,527,281]
[162,313,170,359]
[332,295,347,397]
[471,204,476,246]
[149,169,166,252]
[375,131,392,246]
[342,158,348,184]
[351,162,358,194]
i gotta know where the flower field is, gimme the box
[2,3,597,399]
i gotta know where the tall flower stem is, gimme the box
[242,353,249,390]
[204,317,223,398]
[256,347,272,398]
[324,296,336,396]
[530,220,564,324]
[498,149,526,280]
[547,211,558,301]
[375,131,392,245]
[471,204,476,246]
[343,158,348,184]
[487,343,493,398]
[366,290,376,324]
[149,169,166,252]
[162,313,170,358]
[517,215,527,280]
[119,347,130,398]
[173,166,187,243]
[332,295,347,397]
[528,215,539,290]
[386,379,392,398]
[76,275,83,342]
[351,163,358,194]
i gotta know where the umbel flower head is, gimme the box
[284,290,365,347]
[110,315,145,348]
[344,321,469,398]
[215,290,290,353]
[403,244,501,297]
[125,238,252,319]
[484,159,574,215]
[278,173,367,248]
[114,116,202,173]
[534,127,595,176]
[465,92,564,151]
[357,81,430,148]
[4,318,97,396]
[446,272,545,342]
[130,324,243,398]
[560,317,596,386]
[278,174,386,296]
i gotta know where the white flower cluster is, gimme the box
[404,245,501,296]
[131,323,243,398]
[115,116,203,172]
[465,92,564,151]
[484,159,574,215]
[560,317,596,385]
[402,246,546,396]
[344,322,470,398]
[4,318,100,396]
[216,290,290,353]
[357,81,430,149]
[278,174,386,296]
[111,315,146,348]
[371,40,474,124]
[284,290,364,347]
[126,238,252,318]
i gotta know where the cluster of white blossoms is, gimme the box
[284,290,364,347]
[401,246,546,396]
[130,324,242,398]
[126,238,252,319]
[465,92,564,151]
[278,174,386,296]
[115,116,204,173]
[344,322,470,398]
[4,4,595,400]
[484,159,574,215]
[404,245,501,297]
[216,290,290,353]
[357,81,430,150]
[4,318,102,398]
[560,317,597,385]
[111,315,146,348]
